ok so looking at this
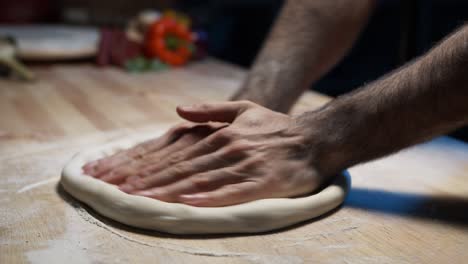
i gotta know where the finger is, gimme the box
[82,153,132,177]
[97,131,207,184]
[138,124,223,164]
[120,132,226,187]
[99,166,138,184]
[178,181,262,207]
[97,123,223,184]
[130,168,246,201]
[176,101,252,123]
[119,144,245,192]
[83,133,171,177]
[82,123,194,176]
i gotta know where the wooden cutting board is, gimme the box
[0,25,99,60]
[1,59,468,263]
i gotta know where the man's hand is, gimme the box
[83,101,328,207]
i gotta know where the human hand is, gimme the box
[83,101,331,207]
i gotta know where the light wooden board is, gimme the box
[1,59,468,263]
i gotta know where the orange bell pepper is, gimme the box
[145,17,193,66]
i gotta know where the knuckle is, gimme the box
[139,140,158,153]
[126,175,141,182]
[132,145,147,157]
[217,129,232,139]
[223,140,253,156]
[226,185,247,197]
[138,169,152,177]
[233,139,254,150]
[266,173,283,185]
[171,163,187,174]
[172,161,197,175]
[134,179,148,189]
[226,169,246,182]
[178,132,196,142]
[191,175,211,188]
[168,152,184,165]
[210,129,234,144]
[169,123,193,137]
[238,156,267,172]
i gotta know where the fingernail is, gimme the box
[180,194,204,201]
[82,164,92,173]
[180,104,197,111]
[83,169,95,177]
[85,161,98,170]
[133,190,152,196]
[87,167,99,176]
[82,167,90,174]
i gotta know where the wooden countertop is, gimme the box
[1,59,468,263]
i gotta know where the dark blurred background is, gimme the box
[1,0,467,141]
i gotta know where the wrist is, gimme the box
[231,60,302,113]
[292,98,362,177]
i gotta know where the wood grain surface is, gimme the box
[1,59,468,263]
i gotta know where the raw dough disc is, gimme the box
[61,129,350,235]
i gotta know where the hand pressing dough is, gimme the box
[61,130,350,235]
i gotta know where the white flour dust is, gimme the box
[73,204,303,264]
[17,177,59,193]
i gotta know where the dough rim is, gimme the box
[61,130,350,235]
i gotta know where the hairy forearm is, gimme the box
[301,25,468,176]
[232,0,375,113]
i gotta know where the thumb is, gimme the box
[176,101,251,123]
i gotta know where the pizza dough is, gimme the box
[61,130,350,235]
